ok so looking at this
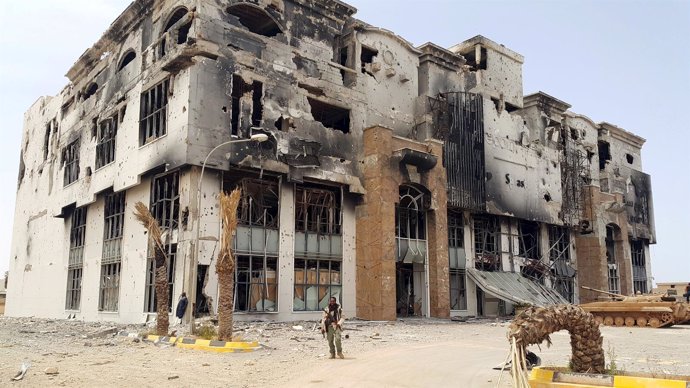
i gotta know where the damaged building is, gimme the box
[6,0,655,323]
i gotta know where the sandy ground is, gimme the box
[0,316,688,387]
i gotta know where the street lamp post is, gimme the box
[189,133,268,333]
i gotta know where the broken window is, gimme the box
[360,45,378,75]
[308,98,350,133]
[139,78,170,145]
[464,45,488,70]
[227,4,282,37]
[118,50,136,71]
[150,171,180,231]
[448,210,464,249]
[295,185,341,235]
[518,220,540,260]
[294,259,341,311]
[251,81,263,127]
[395,185,429,264]
[473,214,500,271]
[95,114,118,169]
[235,255,278,312]
[605,225,620,295]
[597,141,611,170]
[99,191,125,312]
[160,7,191,56]
[237,179,279,228]
[43,119,56,161]
[99,262,121,312]
[449,269,467,310]
[83,82,98,101]
[62,138,80,186]
[294,184,342,311]
[548,225,574,302]
[229,178,280,313]
[630,239,648,294]
[66,206,87,310]
[230,75,256,136]
[144,244,176,313]
[448,209,467,310]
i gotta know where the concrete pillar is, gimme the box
[356,126,397,321]
[422,139,449,318]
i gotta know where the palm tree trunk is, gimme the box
[217,255,234,341]
[216,189,241,342]
[153,245,169,336]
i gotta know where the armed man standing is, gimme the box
[321,296,345,359]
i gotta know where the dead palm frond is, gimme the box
[133,201,169,336]
[506,304,605,382]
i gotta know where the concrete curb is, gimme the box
[530,367,690,387]
[146,335,261,353]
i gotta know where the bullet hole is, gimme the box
[541,178,546,185]
[222,106,227,112]
[570,127,578,140]
[544,193,552,202]
[626,153,634,164]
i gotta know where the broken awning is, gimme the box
[467,268,569,306]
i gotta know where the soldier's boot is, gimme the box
[337,353,344,359]
[329,353,336,359]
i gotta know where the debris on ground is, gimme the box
[12,361,30,381]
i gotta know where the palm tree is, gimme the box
[217,189,241,341]
[133,202,169,336]
[508,304,605,374]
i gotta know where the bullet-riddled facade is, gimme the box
[7,0,655,323]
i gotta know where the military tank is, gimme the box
[579,286,690,328]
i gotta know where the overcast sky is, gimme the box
[0,0,688,283]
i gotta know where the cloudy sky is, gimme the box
[0,0,688,283]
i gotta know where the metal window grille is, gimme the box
[473,214,500,271]
[449,269,467,310]
[518,221,540,260]
[102,192,125,265]
[396,186,427,240]
[139,78,169,145]
[436,92,486,211]
[548,225,574,302]
[448,210,464,248]
[150,171,180,231]
[293,258,341,311]
[237,179,279,228]
[95,115,117,169]
[65,267,83,310]
[144,244,177,313]
[607,264,620,295]
[295,186,341,235]
[99,262,121,312]
[68,207,87,268]
[631,240,648,294]
[66,206,87,310]
[63,138,80,186]
[234,255,278,312]
[294,184,342,311]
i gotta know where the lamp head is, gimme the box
[250,133,269,143]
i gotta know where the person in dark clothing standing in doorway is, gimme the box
[321,297,345,359]
[684,283,690,303]
[175,292,188,324]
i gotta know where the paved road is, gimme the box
[286,336,510,387]
[287,325,690,387]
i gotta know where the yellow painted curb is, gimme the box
[529,367,690,388]
[146,335,260,353]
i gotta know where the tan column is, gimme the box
[356,126,397,321]
[422,139,450,318]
